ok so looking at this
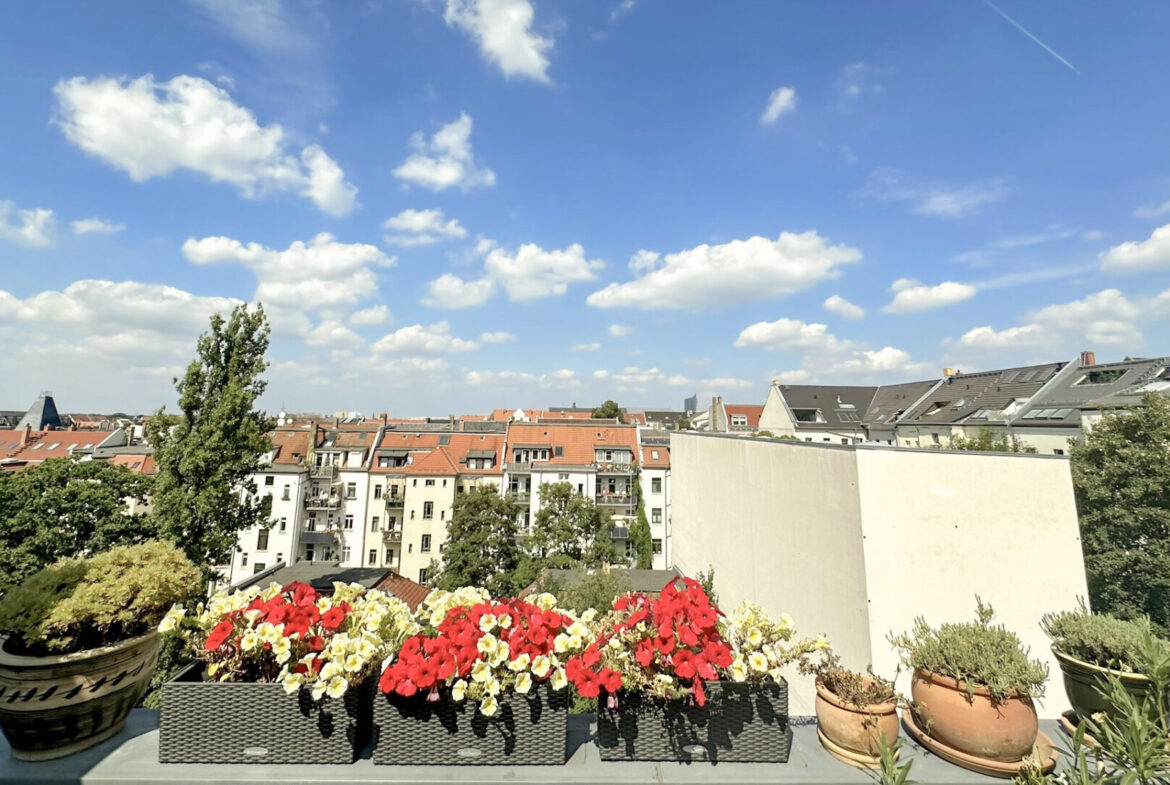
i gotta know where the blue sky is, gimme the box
[2,1,1168,416]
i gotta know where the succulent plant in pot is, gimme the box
[1041,602,1168,726]
[0,541,200,760]
[888,598,1050,769]
[799,649,900,769]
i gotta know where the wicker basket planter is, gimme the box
[159,662,371,764]
[597,679,790,762]
[0,630,160,761]
[372,682,570,765]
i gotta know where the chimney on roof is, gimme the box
[1080,350,1096,367]
[381,413,388,426]
[20,425,31,446]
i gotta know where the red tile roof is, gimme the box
[724,405,763,428]
[374,573,431,612]
[269,429,312,466]
[641,444,670,468]
[110,454,157,475]
[505,422,638,466]
[0,430,115,465]
[625,412,648,426]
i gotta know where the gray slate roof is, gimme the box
[16,393,62,431]
[543,567,683,594]
[776,385,877,431]
[899,363,1066,425]
[267,562,391,591]
[863,380,940,425]
[1015,356,1170,426]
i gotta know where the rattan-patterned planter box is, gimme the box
[159,663,371,764]
[372,682,570,765]
[598,679,790,762]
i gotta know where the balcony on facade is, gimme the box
[382,527,402,544]
[310,464,339,480]
[595,461,634,474]
[383,494,405,510]
[304,495,342,511]
[596,492,636,507]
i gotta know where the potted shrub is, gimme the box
[0,541,199,761]
[1041,604,1165,726]
[801,650,899,769]
[374,587,584,765]
[888,599,1052,774]
[572,578,823,763]
[159,580,417,764]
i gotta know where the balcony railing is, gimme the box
[310,464,339,480]
[384,495,404,509]
[595,462,634,474]
[304,495,342,511]
[382,528,402,544]
[596,493,635,506]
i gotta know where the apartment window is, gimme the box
[443,479,448,487]
[651,478,662,493]
[282,484,290,500]
[374,484,382,499]
[413,479,417,486]
[841,439,849,445]
[421,534,432,552]
[457,485,464,494]
[652,508,662,524]
[276,553,283,564]
[371,516,380,532]
[1054,448,1065,456]
[558,472,569,480]
[419,568,429,584]
[390,486,400,498]
[410,510,415,520]
[731,414,748,427]
[425,479,435,487]
[342,545,351,562]
[241,553,248,567]
[304,544,315,562]
[346,482,357,499]
[257,529,269,551]
[652,539,663,555]
[423,502,434,519]
[264,476,274,486]
[253,563,265,575]
[307,517,317,531]
[369,549,377,566]
[651,450,659,460]
[385,548,394,563]
[279,517,287,533]
[931,433,940,445]
[344,515,354,530]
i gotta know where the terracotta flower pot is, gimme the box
[910,667,1038,763]
[0,630,160,761]
[1052,647,1159,725]
[815,677,899,763]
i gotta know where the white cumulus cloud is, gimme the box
[442,0,553,82]
[607,324,632,338]
[571,342,601,352]
[0,201,54,247]
[760,86,797,124]
[883,279,976,313]
[383,207,467,246]
[734,318,847,352]
[482,241,604,301]
[422,274,498,309]
[71,217,124,235]
[958,324,1045,349]
[393,113,495,192]
[823,294,864,320]
[54,75,356,214]
[1100,223,1170,273]
[479,331,515,343]
[372,321,479,354]
[349,305,392,326]
[859,168,1005,219]
[587,231,861,310]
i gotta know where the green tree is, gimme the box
[528,482,619,569]
[948,429,1037,453]
[552,569,631,616]
[435,487,523,596]
[147,304,272,587]
[1070,393,1170,634]
[675,417,692,431]
[0,459,156,594]
[629,475,653,569]
[591,399,623,422]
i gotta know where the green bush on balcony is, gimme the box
[1042,603,1170,672]
[0,540,200,655]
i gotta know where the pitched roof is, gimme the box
[110,453,157,474]
[899,363,1066,425]
[16,393,62,431]
[388,433,505,476]
[0,429,120,465]
[723,404,763,428]
[641,444,670,468]
[505,421,638,466]
[862,380,939,425]
[374,572,431,612]
[269,428,312,466]
[1016,356,1170,425]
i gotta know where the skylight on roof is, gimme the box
[47,442,60,450]
[969,409,990,419]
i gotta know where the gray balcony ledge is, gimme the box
[0,710,1061,785]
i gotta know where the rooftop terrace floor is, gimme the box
[0,711,1060,784]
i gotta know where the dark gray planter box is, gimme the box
[597,679,790,763]
[372,682,570,765]
[158,662,371,764]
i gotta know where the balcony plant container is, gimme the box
[889,599,1056,777]
[0,541,199,761]
[573,579,823,762]
[158,579,417,764]
[373,587,583,765]
[1041,605,1164,728]
[803,651,899,769]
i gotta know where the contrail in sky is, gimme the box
[983,0,1080,75]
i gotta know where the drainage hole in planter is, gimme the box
[242,747,269,758]
[457,748,482,758]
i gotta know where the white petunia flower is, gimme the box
[326,677,348,699]
[480,695,499,717]
[550,667,568,691]
[531,655,552,678]
[452,679,468,702]
[515,672,532,694]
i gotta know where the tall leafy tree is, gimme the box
[629,475,653,569]
[591,400,623,422]
[148,304,272,586]
[435,487,523,596]
[528,482,619,569]
[1070,392,1170,633]
[0,459,155,594]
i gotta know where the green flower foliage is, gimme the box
[888,598,1048,703]
[1042,602,1170,672]
[0,540,200,655]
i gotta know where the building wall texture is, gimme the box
[670,432,1087,717]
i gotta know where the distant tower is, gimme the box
[17,390,62,430]
[683,394,698,416]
